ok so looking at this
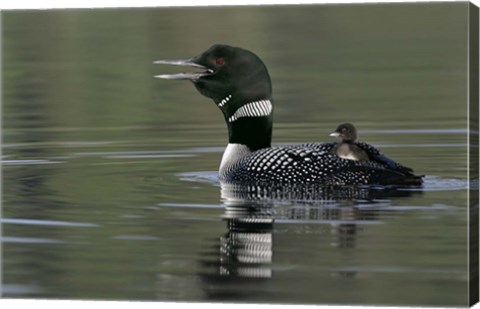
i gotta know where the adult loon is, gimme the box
[329,123,370,161]
[154,44,422,186]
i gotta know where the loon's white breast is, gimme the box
[219,143,252,179]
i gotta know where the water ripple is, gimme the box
[1,284,46,295]
[333,265,465,274]
[0,236,65,244]
[276,219,383,225]
[105,154,195,159]
[1,218,99,227]
[404,176,470,191]
[113,235,161,241]
[374,128,467,134]
[177,171,220,185]
[2,159,63,166]
[74,147,223,157]
[158,202,222,209]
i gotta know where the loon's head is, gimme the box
[329,123,358,142]
[155,44,273,150]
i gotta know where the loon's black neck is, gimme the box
[227,115,272,151]
[215,95,273,151]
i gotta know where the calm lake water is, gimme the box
[1,3,475,307]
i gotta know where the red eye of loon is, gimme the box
[216,57,225,65]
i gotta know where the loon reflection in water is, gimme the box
[155,44,423,187]
[197,187,418,301]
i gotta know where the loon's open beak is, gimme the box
[153,58,214,81]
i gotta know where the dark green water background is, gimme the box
[1,2,473,306]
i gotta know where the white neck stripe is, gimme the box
[218,94,232,107]
[228,99,272,123]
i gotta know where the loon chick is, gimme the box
[330,123,416,175]
[154,44,422,186]
[329,123,369,161]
